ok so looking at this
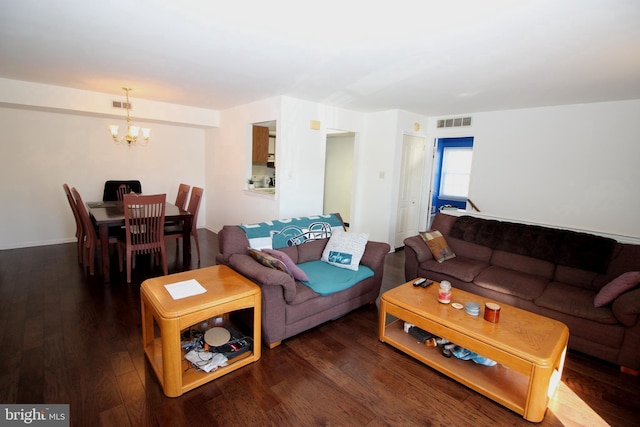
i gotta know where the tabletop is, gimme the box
[88,201,191,225]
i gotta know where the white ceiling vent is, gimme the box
[437,116,472,128]
[112,100,132,109]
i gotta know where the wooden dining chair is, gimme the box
[118,193,168,283]
[175,183,190,210]
[165,186,203,262]
[71,187,117,275]
[63,183,84,264]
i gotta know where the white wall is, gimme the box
[0,106,207,249]
[352,110,430,244]
[206,97,392,233]
[0,78,219,127]
[3,77,637,249]
[206,97,281,228]
[428,99,640,239]
[206,98,421,247]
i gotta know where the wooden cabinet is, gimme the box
[252,125,270,163]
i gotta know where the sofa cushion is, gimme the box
[297,260,374,296]
[594,271,640,307]
[263,248,309,281]
[321,229,369,271]
[490,250,555,280]
[594,243,640,288]
[247,248,290,276]
[473,266,548,301]
[419,230,456,263]
[446,236,492,263]
[421,258,488,282]
[534,282,618,324]
[554,265,598,291]
[611,287,640,327]
[297,238,328,263]
[289,281,320,305]
[228,253,297,303]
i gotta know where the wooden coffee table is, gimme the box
[379,280,569,422]
[141,265,261,397]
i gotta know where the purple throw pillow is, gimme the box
[594,271,640,307]
[262,248,309,281]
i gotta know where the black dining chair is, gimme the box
[103,180,142,201]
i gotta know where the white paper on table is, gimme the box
[164,279,207,300]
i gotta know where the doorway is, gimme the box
[323,130,355,226]
[395,134,426,248]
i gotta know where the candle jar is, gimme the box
[484,302,501,323]
[438,281,452,304]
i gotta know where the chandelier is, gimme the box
[108,87,150,146]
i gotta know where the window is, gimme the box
[431,137,474,212]
[440,147,473,199]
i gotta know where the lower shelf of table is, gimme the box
[381,319,530,416]
[145,338,257,395]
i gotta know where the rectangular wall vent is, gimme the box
[437,116,472,128]
[112,101,132,109]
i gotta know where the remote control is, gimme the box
[413,278,433,287]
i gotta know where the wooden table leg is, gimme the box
[99,223,111,282]
[182,215,192,270]
[160,317,183,397]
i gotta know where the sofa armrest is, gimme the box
[217,225,250,264]
[228,253,297,302]
[403,235,433,282]
[404,235,433,263]
[360,241,391,270]
[612,287,640,327]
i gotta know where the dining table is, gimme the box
[87,200,193,283]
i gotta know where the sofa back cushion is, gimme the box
[297,238,328,263]
[554,265,599,291]
[594,243,640,288]
[491,250,555,280]
[430,212,458,236]
[446,236,492,263]
[449,215,617,274]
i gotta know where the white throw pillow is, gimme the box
[321,228,369,271]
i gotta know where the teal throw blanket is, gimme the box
[240,214,344,249]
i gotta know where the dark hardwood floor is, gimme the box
[1,230,638,426]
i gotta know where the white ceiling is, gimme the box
[1,0,639,116]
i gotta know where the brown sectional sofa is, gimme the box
[404,212,640,372]
[216,218,390,348]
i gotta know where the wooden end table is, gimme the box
[141,265,261,397]
[379,280,569,422]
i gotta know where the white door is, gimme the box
[395,134,425,247]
